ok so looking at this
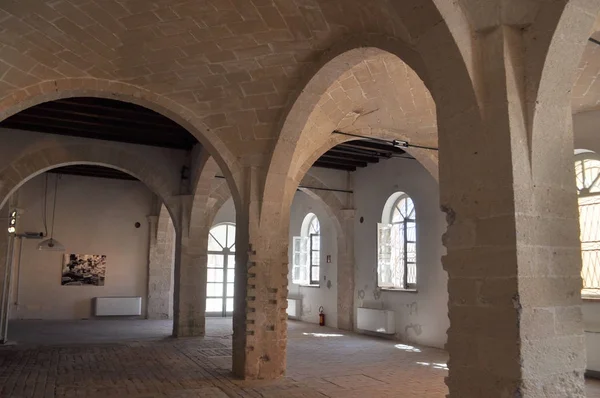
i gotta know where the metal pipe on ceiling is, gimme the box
[332,131,439,151]
[214,175,353,194]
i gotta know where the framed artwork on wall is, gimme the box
[61,254,107,286]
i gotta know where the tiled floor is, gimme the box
[0,319,598,397]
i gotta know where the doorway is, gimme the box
[206,223,236,317]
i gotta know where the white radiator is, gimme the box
[287,298,301,319]
[94,297,142,316]
[586,330,600,372]
[357,307,395,334]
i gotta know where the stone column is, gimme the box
[441,26,586,397]
[337,208,355,331]
[173,195,208,337]
[147,205,176,320]
[232,167,289,380]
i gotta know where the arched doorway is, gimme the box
[206,223,236,317]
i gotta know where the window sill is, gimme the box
[296,283,320,288]
[583,295,600,301]
[379,288,418,293]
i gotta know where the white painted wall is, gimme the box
[287,191,338,327]
[213,198,235,225]
[353,157,448,348]
[9,173,153,320]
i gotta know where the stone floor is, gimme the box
[0,318,598,397]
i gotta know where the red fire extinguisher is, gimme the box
[319,306,325,326]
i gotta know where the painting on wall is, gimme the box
[61,254,107,286]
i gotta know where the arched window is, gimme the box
[576,152,600,297]
[292,213,320,285]
[206,223,235,316]
[378,192,416,290]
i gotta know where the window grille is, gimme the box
[576,155,600,297]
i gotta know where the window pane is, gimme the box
[227,268,235,284]
[577,159,600,194]
[406,221,416,242]
[407,263,417,285]
[311,266,319,282]
[293,266,301,283]
[579,194,600,293]
[207,268,224,283]
[210,225,227,247]
[311,235,320,251]
[405,197,415,217]
[300,267,307,284]
[300,252,308,267]
[311,251,320,265]
[309,215,320,234]
[206,298,222,312]
[208,234,222,251]
[227,255,235,269]
[207,282,223,297]
[226,283,234,297]
[208,254,224,268]
[226,298,234,312]
[392,207,402,223]
[226,225,236,249]
[407,243,416,263]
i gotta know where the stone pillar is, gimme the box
[173,195,208,337]
[441,26,586,397]
[337,208,355,331]
[232,167,289,380]
[147,205,176,320]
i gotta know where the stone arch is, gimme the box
[0,142,180,227]
[200,167,355,330]
[174,154,232,337]
[263,25,476,229]
[265,40,435,221]
[531,4,600,185]
[298,172,355,331]
[0,78,242,208]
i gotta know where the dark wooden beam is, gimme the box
[319,154,370,167]
[340,140,406,155]
[2,120,192,149]
[313,161,356,171]
[19,103,179,129]
[11,112,185,138]
[326,148,381,163]
[49,165,138,181]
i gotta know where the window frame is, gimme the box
[377,192,417,292]
[576,151,600,298]
[292,213,321,286]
